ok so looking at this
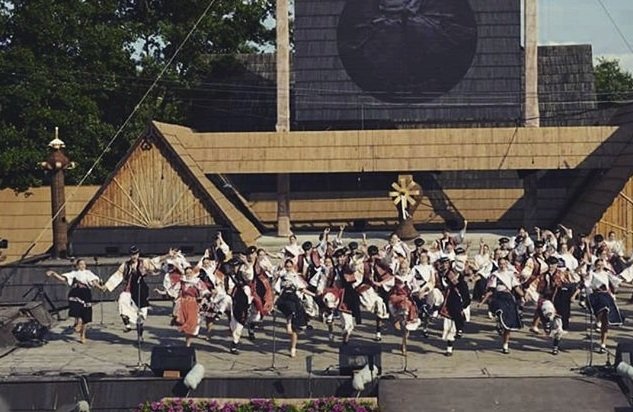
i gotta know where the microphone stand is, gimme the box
[572,293,597,376]
[133,271,150,373]
[392,316,418,378]
[254,303,288,374]
[93,257,105,327]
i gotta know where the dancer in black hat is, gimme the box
[103,246,171,336]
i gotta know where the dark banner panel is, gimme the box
[295,0,522,127]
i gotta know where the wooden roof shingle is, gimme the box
[0,186,98,264]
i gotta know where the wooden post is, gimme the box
[41,128,71,259]
[524,0,540,127]
[521,170,538,230]
[276,0,291,237]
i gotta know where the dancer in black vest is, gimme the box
[104,246,170,338]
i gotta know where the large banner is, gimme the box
[294,0,522,126]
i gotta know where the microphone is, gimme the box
[184,363,205,392]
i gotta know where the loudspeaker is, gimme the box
[20,301,54,328]
[0,308,21,350]
[150,346,196,377]
[616,342,633,366]
[339,343,382,376]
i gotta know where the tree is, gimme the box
[0,0,274,191]
[594,57,633,107]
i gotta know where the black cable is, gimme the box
[595,0,633,54]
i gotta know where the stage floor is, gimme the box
[379,376,631,412]
[1,292,632,381]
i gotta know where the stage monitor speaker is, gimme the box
[150,346,196,378]
[616,342,633,366]
[20,301,54,328]
[339,343,382,376]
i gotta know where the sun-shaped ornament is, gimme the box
[389,175,422,239]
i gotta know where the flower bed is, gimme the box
[136,398,379,412]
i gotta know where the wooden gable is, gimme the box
[76,139,215,229]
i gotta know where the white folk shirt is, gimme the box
[488,269,520,293]
[474,254,494,278]
[555,252,578,272]
[62,269,100,287]
[586,269,621,293]
[410,264,435,294]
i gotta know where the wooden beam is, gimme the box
[524,0,540,127]
[275,0,291,237]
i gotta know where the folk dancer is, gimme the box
[584,258,625,353]
[247,248,275,341]
[334,249,363,343]
[197,256,233,338]
[226,257,250,354]
[530,256,575,355]
[410,250,439,337]
[510,226,535,259]
[155,250,189,322]
[437,220,468,254]
[472,239,495,305]
[388,264,421,354]
[281,234,303,265]
[319,256,350,341]
[157,263,183,325]
[409,238,426,268]
[520,240,547,305]
[437,257,471,356]
[549,260,579,354]
[211,231,231,264]
[228,247,273,352]
[481,256,524,354]
[274,259,312,357]
[296,241,318,279]
[104,246,170,338]
[174,266,209,347]
[366,245,394,341]
[45,259,104,343]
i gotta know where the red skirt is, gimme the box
[176,296,200,336]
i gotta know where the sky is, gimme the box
[539,0,633,72]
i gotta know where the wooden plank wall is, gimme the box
[562,119,633,237]
[594,175,633,254]
[0,186,98,263]
[78,143,215,228]
[246,171,578,229]
[247,186,570,231]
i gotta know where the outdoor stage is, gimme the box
[1,294,632,411]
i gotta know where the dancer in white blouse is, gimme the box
[584,258,624,353]
[46,259,104,343]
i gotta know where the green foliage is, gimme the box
[594,57,633,107]
[0,0,274,191]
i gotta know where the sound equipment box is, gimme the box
[0,307,21,351]
[339,343,382,376]
[616,341,633,366]
[150,346,196,378]
[20,301,54,328]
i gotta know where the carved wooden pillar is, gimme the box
[41,129,72,258]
